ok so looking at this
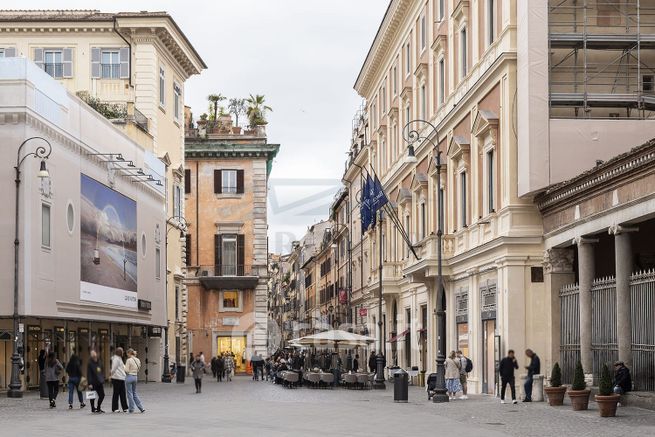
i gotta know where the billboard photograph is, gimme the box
[80,173,138,308]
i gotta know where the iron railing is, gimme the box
[560,283,580,384]
[134,107,149,133]
[192,265,254,277]
[630,269,655,391]
[591,276,618,384]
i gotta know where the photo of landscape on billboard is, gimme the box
[80,173,138,308]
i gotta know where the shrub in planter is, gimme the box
[568,361,591,411]
[544,362,567,406]
[595,363,620,417]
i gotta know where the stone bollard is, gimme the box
[533,375,545,402]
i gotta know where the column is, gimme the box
[574,237,597,377]
[610,225,637,369]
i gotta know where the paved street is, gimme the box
[1,377,654,436]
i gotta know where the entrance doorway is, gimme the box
[481,319,496,394]
[217,336,247,372]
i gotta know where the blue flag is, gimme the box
[372,175,388,213]
[367,174,376,228]
[360,176,370,233]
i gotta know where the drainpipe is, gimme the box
[113,17,133,88]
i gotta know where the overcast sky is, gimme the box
[7,0,388,253]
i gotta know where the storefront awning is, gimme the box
[388,328,410,343]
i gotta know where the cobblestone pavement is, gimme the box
[1,377,654,436]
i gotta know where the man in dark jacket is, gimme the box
[87,350,105,413]
[499,350,519,404]
[523,349,541,402]
[613,361,632,394]
[368,351,376,373]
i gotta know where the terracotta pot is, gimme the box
[544,385,567,406]
[568,389,591,411]
[595,393,620,417]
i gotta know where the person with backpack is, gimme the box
[456,350,472,400]
[45,352,64,408]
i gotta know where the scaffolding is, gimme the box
[549,0,655,118]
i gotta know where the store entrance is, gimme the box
[217,336,246,372]
[481,319,496,394]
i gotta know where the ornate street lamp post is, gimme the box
[9,137,52,398]
[403,120,449,403]
[373,210,386,389]
[163,215,188,383]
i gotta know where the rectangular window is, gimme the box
[644,75,654,93]
[174,82,182,120]
[175,286,180,320]
[101,49,120,79]
[185,234,192,266]
[439,0,445,20]
[222,290,240,310]
[44,49,63,78]
[404,215,411,255]
[41,203,51,248]
[487,150,495,213]
[420,15,426,50]
[393,65,397,95]
[222,170,237,193]
[405,104,410,127]
[381,85,386,113]
[421,203,426,239]
[159,66,165,107]
[460,27,468,78]
[488,0,495,45]
[460,172,467,227]
[222,235,237,275]
[405,42,411,75]
[438,59,445,104]
[184,169,191,194]
[155,247,161,279]
[173,185,182,218]
[420,84,426,119]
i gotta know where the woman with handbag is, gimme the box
[87,350,106,413]
[45,352,64,408]
[110,347,128,412]
[65,354,86,409]
[191,354,205,393]
[125,348,145,413]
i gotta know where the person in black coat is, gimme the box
[613,361,632,394]
[523,349,541,402]
[368,351,376,373]
[353,354,360,372]
[498,349,519,404]
[65,354,85,409]
[87,350,106,413]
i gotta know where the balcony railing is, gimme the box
[133,107,149,133]
[193,265,253,277]
[191,265,259,290]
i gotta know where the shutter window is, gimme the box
[237,234,245,276]
[214,234,223,276]
[62,48,73,78]
[91,47,101,78]
[184,169,191,194]
[34,48,44,70]
[5,47,16,58]
[119,47,130,79]
[185,234,192,266]
[214,169,222,194]
[236,170,244,194]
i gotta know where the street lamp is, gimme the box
[373,209,386,389]
[402,119,449,403]
[163,215,188,383]
[9,137,52,398]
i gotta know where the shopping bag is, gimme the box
[84,390,98,400]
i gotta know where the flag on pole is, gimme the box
[360,175,370,233]
[372,175,388,212]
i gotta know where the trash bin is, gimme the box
[176,366,186,383]
[393,368,408,403]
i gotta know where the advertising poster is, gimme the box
[80,173,138,308]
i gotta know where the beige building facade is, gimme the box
[0,9,206,372]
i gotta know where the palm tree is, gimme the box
[228,98,247,127]
[245,94,272,126]
[207,93,226,121]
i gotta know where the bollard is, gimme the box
[176,365,186,383]
[533,375,545,402]
[393,368,409,403]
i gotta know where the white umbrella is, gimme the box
[296,330,375,347]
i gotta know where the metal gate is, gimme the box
[591,277,617,384]
[560,284,580,384]
[630,270,655,391]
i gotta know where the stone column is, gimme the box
[609,225,637,370]
[574,237,597,377]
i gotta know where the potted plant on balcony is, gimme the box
[568,361,591,411]
[544,362,567,406]
[596,363,620,417]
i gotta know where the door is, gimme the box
[481,319,496,394]
[217,336,247,372]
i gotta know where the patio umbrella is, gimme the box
[295,329,375,347]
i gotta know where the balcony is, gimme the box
[191,265,260,290]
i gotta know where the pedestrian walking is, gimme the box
[499,349,519,404]
[87,350,106,413]
[110,347,128,412]
[210,356,218,379]
[368,351,376,373]
[353,354,359,372]
[216,355,224,382]
[445,351,462,400]
[125,348,145,413]
[65,354,86,409]
[45,351,64,408]
[224,353,234,381]
[523,349,541,402]
[456,350,472,400]
[191,354,205,393]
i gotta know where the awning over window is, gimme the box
[388,328,410,343]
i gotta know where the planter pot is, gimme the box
[544,386,567,406]
[595,394,620,417]
[568,389,591,411]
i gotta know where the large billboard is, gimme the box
[80,174,138,308]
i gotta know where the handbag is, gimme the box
[84,390,98,400]
[79,376,88,391]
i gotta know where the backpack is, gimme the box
[464,358,473,373]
